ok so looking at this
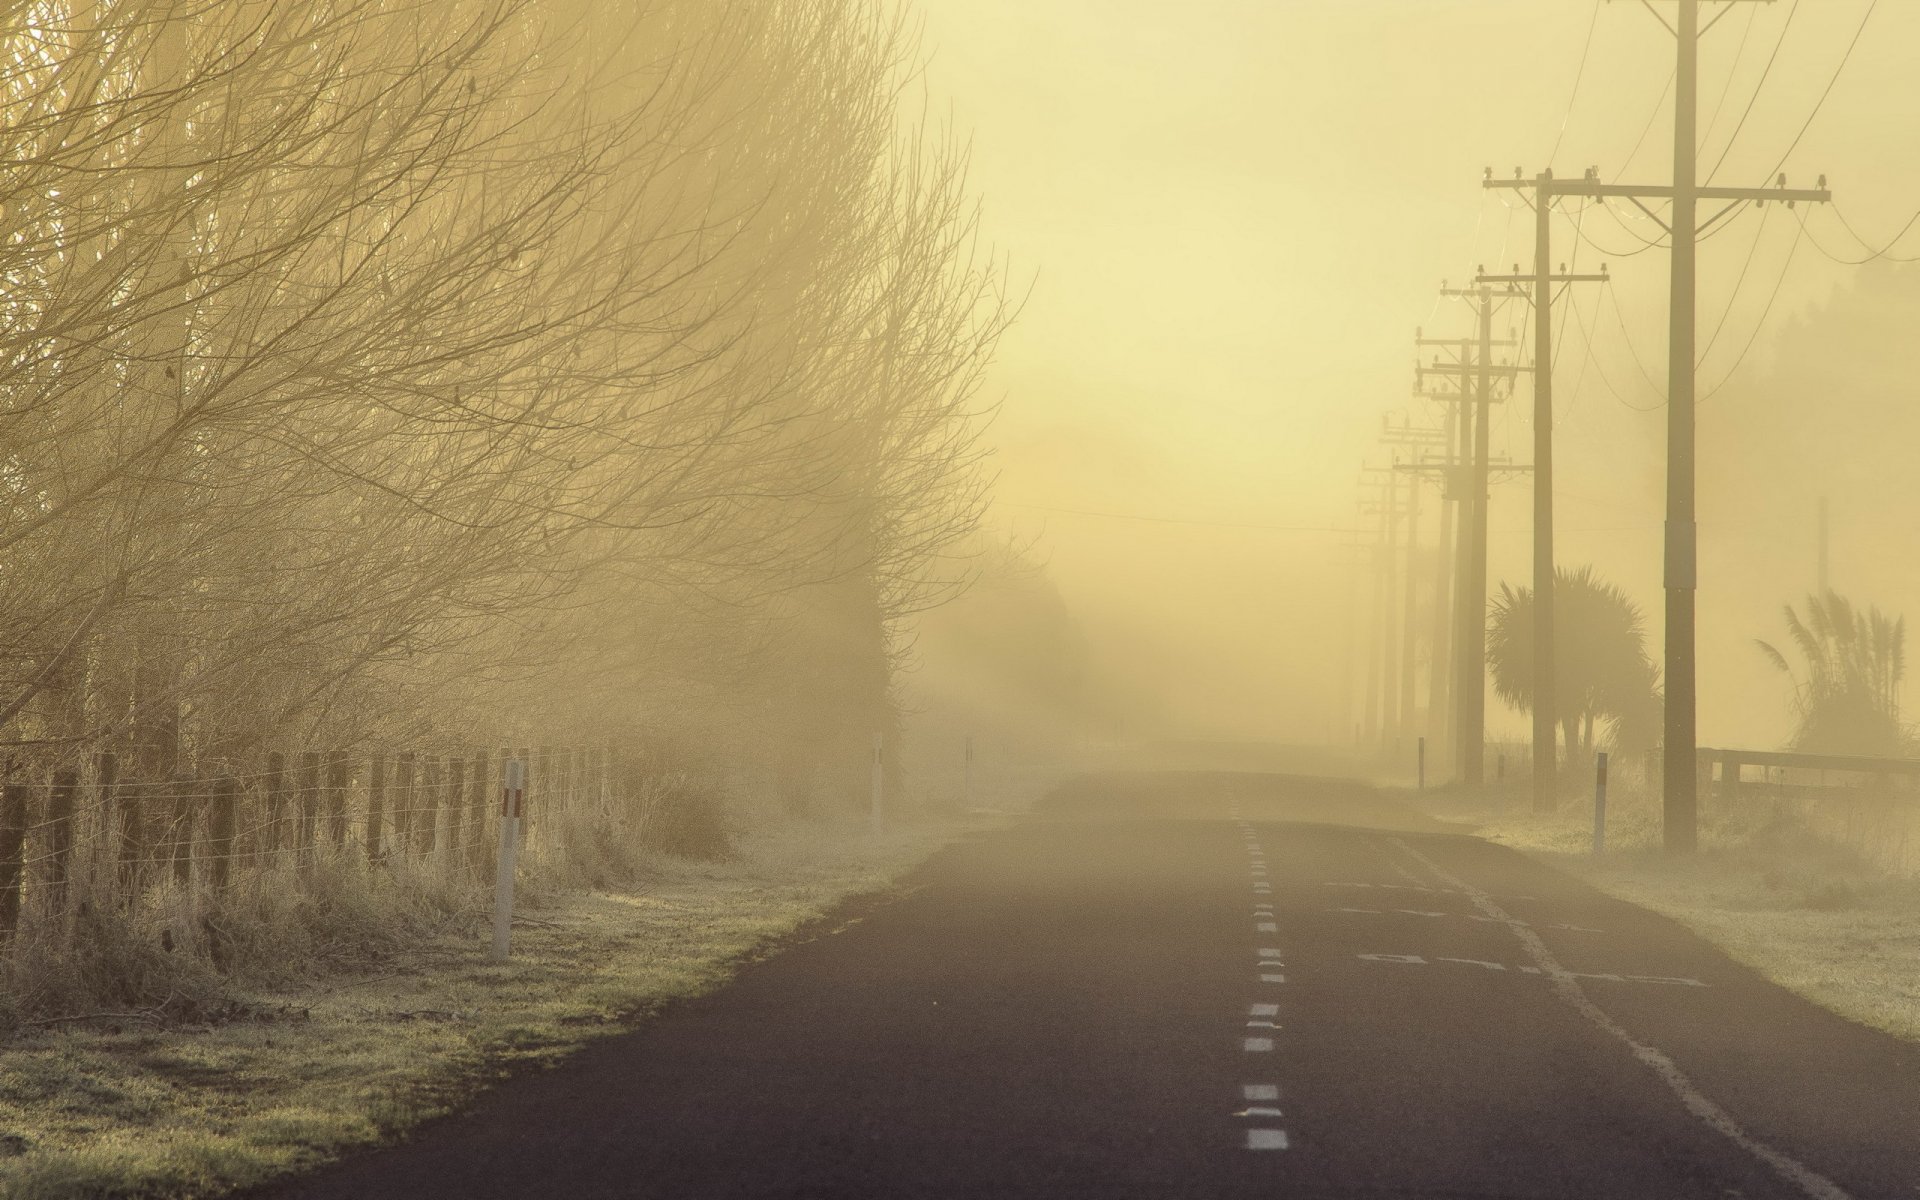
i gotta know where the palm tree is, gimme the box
[1487,566,1661,763]
[1756,591,1907,755]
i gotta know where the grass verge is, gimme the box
[0,817,988,1200]
[1418,783,1920,1045]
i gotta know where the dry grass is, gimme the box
[0,816,989,1200]
[1422,781,1920,1045]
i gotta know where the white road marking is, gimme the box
[1354,952,1705,985]
[1249,1003,1279,1016]
[1389,837,1848,1200]
[1245,1129,1289,1150]
[1259,947,1283,957]
[1241,1084,1278,1102]
[1243,1037,1274,1052]
[1327,906,1605,933]
[1246,1019,1282,1029]
[1256,921,1279,932]
[1260,973,1287,983]
[1237,1106,1285,1118]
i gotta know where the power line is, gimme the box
[1548,0,1604,165]
[1807,202,1920,264]
[1704,0,1798,183]
[1759,0,1876,182]
[1696,203,1772,365]
[998,502,1349,534]
[1699,217,1806,403]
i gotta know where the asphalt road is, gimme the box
[264,772,1920,1199]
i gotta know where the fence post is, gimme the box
[0,779,27,942]
[870,732,884,833]
[366,753,386,862]
[515,747,532,835]
[1720,751,1742,805]
[209,777,238,892]
[964,735,974,806]
[169,777,195,887]
[1592,752,1609,859]
[446,756,466,865]
[118,781,147,906]
[47,769,78,911]
[263,751,287,856]
[394,752,417,856]
[95,751,119,893]
[325,750,349,849]
[492,757,525,962]
[1418,737,1427,791]
[470,748,490,880]
[421,755,441,855]
[296,751,321,865]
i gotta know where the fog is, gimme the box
[910,0,1920,758]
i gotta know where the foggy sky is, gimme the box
[913,0,1920,750]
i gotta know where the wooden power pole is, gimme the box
[1474,245,1608,813]
[1485,0,1829,849]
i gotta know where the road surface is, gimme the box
[264,772,1920,1199]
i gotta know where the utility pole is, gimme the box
[1474,248,1608,814]
[1485,0,1829,850]
[1382,418,1446,752]
[1423,289,1528,782]
[1357,481,1388,749]
[1414,329,1515,781]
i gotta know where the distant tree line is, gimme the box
[0,0,1008,807]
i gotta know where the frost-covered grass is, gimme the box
[0,817,988,1200]
[1421,781,1920,1045]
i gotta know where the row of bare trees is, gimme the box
[0,0,1006,811]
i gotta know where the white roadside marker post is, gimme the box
[1592,752,1609,859]
[492,757,525,962]
[870,732,884,833]
[963,735,974,807]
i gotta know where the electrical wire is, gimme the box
[1704,0,1798,183]
[1805,202,1920,264]
[1696,203,1772,366]
[1000,502,1349,534]
[1759,0,1876,183]
[1699,217,1806,403]
[1548,0,1604,166]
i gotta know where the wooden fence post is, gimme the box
[118,782,148,906]
[0,780,27,942]
[519,747,534,834]
[395,752,417,856]
[446,756,466,867]
[264,751,287,856]
[421,755,442,855]
[296,752,321,867]
[325,750,349,849]
[46,769,78,912]
[169,777,195,887]
[95,751,119,893]
[366,753,386,862]
[209,777,238,892]
[470,749,491,880]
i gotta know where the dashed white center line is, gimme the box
[1243,1037,1274,1052]
[1260,973,1287,983]
[1249,1003,1279,1017]
[1242,1084,1280,1101]
[1256,921,1279,932]
[1245,1129,1289,1150]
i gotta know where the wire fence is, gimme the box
[0,744,622,947]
